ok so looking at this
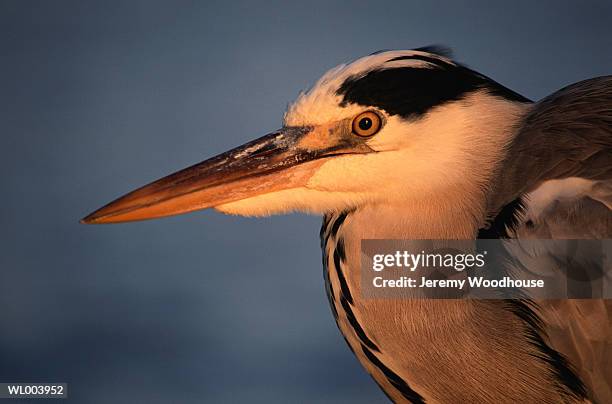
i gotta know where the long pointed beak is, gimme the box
[81,126,369,224]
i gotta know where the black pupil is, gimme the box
[359,117,372,131]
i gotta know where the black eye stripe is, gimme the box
[337,60,530,119]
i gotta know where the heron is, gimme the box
[82,47,612,403]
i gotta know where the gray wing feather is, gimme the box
[500,76,612,403]
[490,76,612,212]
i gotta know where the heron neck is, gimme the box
[346,201,481,239]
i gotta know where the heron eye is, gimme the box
[352,111,381,137]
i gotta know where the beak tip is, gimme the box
[80,211,103,224]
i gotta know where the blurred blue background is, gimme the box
[1,1,611,402]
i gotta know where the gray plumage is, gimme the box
[490,76,612,212]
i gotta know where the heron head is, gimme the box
[82,48,530,223]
